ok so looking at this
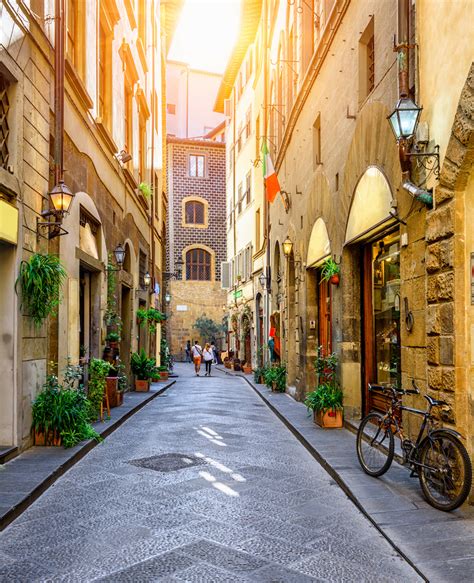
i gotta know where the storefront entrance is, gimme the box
[362,231,401,414]
[318,276,332,355]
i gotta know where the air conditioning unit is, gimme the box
[224,98,231,118]
[221,261,231,289]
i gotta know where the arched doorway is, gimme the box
[345,166,399,415]
[255,292,264,366]
[287,250,296,386]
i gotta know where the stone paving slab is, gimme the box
[0,364,419,581]
[223,367,474,583]
[0,381,175,531]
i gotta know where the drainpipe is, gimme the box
[54,0,65,183]
[263,0,270,365]
[397,0,410,98]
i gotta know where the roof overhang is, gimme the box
[162,0,185,55]
[213,0,263,113]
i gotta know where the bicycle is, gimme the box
[356,381,472,511]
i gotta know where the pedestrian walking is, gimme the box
[191,340,203,376]
[210,341,218,364]
[203,343,214,376]
[185,340,192,363]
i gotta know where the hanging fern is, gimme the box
[16,253,67,327]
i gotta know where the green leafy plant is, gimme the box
[31,367,100,448]
[138,182,152,199]
[16,253,67,326]
[137,307,166,334]
[131,349,156,380]
[194,315,225,341]
[160,338,171,369]
[263,364,286,391]
[87,358,111,422]
[304,384,343,414]
[320,258,340,283]
[105,256,122,331]
[106,331,120,343]
[115,362,128,393]
[305,348,343,414]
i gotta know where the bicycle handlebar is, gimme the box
[368,382,420,398]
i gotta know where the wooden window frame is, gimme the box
[185,247,213,281]
[188,153,206,178]
[182,196,208,229]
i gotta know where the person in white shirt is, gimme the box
[191,341,203,376]
[203,343,214,376]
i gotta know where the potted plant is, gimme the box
[304,384,343,428]
[106,331,120,349]
[156,365,169,381]
[320,257,340,285]
[32,365,100,448]
[131,349,155,391]
[223,357,231,369]
[138,181,152,199]
[304,348,343,428]
[263,364,286,392]
[242,361,252,374]
[254,366,265,384]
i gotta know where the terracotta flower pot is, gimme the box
[34,430,61,446]
[159,371,169,381]
[330,274,340,285]
[243,366,252,374]
[314,409,343,429]
[135,379,150,392]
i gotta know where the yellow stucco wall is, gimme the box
[417,1,474,165]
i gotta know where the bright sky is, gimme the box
[168,0,241,74]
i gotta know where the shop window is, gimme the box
[189,154,205,177]
[185,200,205,225]
[124,82,133,159]
[363,231,401,414]
[66,0,85,79]
[139,114,146,182]
[186,248,211,281]
[245,171,251,205]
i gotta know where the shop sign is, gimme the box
[233,290,243,299]
[0,200,18,245]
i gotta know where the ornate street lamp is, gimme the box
[282,237,293,257]
[258,272,267,288]
[387,97,422,141]
[37,180,75,240]
[165,292,171,303]
[143,271,151,287]
[114,243,126,269]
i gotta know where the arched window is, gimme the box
[186,248,211,281]
[185,200,205,225]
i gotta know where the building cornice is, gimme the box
[167,136,226,148]
[214,0,263,113]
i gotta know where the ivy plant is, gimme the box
[137,307,166,334]
[16,253,67,327]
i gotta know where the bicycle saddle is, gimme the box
[424,395,448,407]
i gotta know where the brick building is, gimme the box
[166,137,227,359]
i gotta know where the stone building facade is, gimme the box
[0,0,172,456]
[221,0,474,458]
[166,137,227,359]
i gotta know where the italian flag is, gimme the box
[262,140,281,204]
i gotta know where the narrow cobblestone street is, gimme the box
[0,365,420,582]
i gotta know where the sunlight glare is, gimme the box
[168,0,241,74]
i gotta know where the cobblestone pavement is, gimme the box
[0,365,421,582]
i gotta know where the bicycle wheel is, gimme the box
[418,431,472,511]
[357,412,394,477]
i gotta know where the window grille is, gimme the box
[79,207,99,235]
[189,154,205,177]
[367,35,375,93]
[186,248,211,281]
[0,74,10,170]
[185,200,205,225]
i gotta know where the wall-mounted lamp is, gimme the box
[282,237,293,257]
[165,292,171,304]
[37,180,74,240]
[163,258,184,280]
[106,243,127,272]
[143,272,151,288]
[258,272,267,288]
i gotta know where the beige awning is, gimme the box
[307,218,331,268]
[345,166,394,244]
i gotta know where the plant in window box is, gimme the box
[320,257,340,285]
[138,182,152,199]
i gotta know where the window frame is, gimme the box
[182,197,208,229]
[185,247,213,281]
[188,153,206,178]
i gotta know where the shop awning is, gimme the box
[307,218,331,268]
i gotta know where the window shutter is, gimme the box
[221,261,231,289]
